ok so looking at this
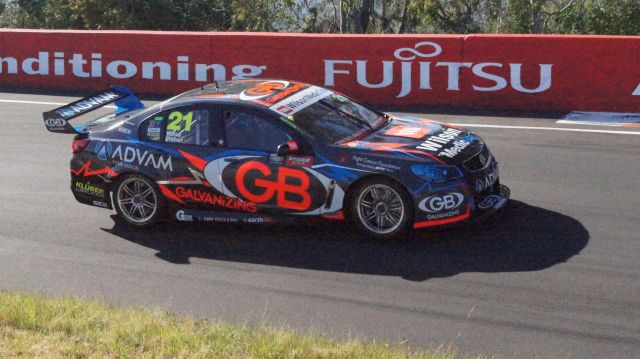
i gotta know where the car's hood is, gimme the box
[339,115,482,164]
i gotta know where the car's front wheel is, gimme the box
[350,178,413,240]
[114,175,163,227]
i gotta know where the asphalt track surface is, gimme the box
[1,91,639,358]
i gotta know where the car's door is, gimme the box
[215,106,326,216]
[140,104,226,210]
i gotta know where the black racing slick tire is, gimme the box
[114,174,164,228]
[349,177,413,240]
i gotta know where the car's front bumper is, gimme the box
[412,138,509,230]
[413,183,509,229]
[470,183,510,221]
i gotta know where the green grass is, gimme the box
[0,291,473,359]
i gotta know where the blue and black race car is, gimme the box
[43,80,509,239]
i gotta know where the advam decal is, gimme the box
[56,91,122,118]
[111,145,173,171]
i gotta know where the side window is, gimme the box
[224,109,292,152]
[164,107,211,146]
[140,114,164,142]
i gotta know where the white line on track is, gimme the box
[451,123,640,136]
[1,98,639,135]
[0,99,70,106]
[555,119,640,127]
[0,99,116,108]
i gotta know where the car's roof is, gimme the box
[178,79,311,98]
[167,79,333,115]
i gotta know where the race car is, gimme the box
[43,80,509,239]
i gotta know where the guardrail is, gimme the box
[1,29,638,112]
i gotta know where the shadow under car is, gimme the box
[102,200,589,281]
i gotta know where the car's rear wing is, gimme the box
[43,86,145,134]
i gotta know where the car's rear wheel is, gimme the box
[350,178,412,240]
[114,175,163,227]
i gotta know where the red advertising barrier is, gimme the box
[0,29,639,112]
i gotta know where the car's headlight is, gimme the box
[411,164,463,183]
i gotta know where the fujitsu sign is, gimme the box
[323,41,553,97]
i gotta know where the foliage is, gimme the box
[0,0,638,35]
[0,291,471,358]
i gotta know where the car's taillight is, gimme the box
[72,138,90,154]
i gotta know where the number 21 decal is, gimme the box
[167,111,193,131]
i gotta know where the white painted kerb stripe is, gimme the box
[0,99,116,108]
[451,123,640,136]
[555,120,640,128]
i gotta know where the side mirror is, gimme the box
[276,141,300,156]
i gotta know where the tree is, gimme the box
[558,0,640,35]
[0,0,638,35]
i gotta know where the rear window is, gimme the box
[140,114,164,142]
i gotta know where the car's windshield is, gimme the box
[287,94,386,144]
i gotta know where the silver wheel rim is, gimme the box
[117,177,157,224]
[356,184,405,235]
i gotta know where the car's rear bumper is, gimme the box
[70,156,114,210]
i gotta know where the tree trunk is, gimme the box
[358,0,373,33]
[398,0,410,34]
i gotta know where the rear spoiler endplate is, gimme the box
[43,86,144,134]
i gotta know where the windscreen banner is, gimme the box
[0,30,638,112]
